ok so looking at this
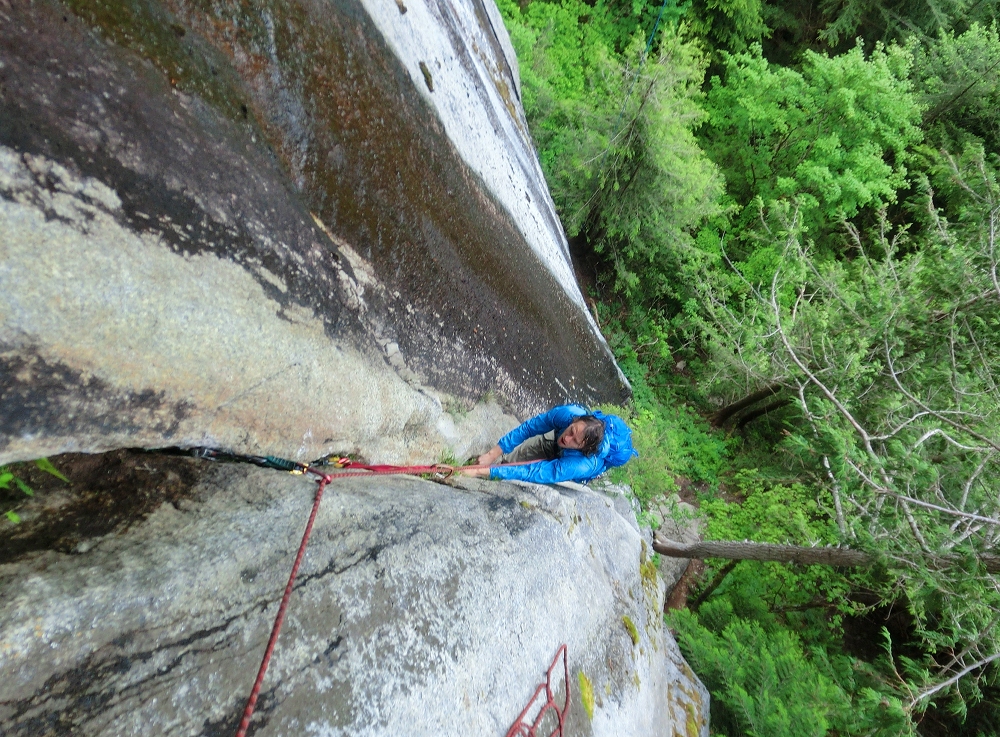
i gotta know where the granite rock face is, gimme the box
[0,0,712,732]
[0,0,628,467]
[0,465,708,736]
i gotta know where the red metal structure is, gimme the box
[505,644,571,737]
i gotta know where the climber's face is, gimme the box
[557,421,586,450]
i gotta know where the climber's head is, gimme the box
[557,416,605,456]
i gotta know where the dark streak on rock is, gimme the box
[324,635,344,656]
[487,494,534,537]
[0,4,368,347]
[0,614,244,736]
[199,0,629,407]
[0,350,193,455]
[198,702,246,737]
[296,543,387,589]
[0,0,628,428]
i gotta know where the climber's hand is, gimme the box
[477,445,502,466]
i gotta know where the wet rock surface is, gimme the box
[0,451,203,563]
[0,0,628,467]
[0,464,708,736]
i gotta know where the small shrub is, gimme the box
[2,457,69,524]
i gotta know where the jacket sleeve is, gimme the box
[490,453,602,484]
[497,404,588,454]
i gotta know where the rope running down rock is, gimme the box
[233,454,532,737]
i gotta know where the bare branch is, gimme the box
[960,454,993,510]
[937,617,1000,675]
[822,455,847,537]
[901,500,932,554]
[885,339,1000,453]
[949,521,984,549]
[870,412,934,441]
[913,428,991,453]
[910,651,1000,710]
[845,458,1000,527]
[770,250,878,455]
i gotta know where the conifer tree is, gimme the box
[691,148,1000,716]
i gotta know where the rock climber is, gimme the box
[462,403,636,484]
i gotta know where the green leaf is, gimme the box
[35,457,69,483]
[0,472,13,489]
[5,510,21,524]
[14,477,34,496]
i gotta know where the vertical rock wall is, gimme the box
[0,0,628,466]
[0,2,712,734]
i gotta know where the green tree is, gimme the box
[690,149,1000,717]
[685,0,771,55]
[909,22,1000,154]
[670,611,862,737]
[753,0,996,60]
[498,0,723,301]
[814,0,995,49]
[583,28,723,299]
[498,0,618,214]
[702,43,924,253]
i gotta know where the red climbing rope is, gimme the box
[505,644,571,737]
[235,471,330,737]
[234,457,529,736]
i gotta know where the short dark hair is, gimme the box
[575,415,605,456]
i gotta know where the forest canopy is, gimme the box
[497,0,1000,734]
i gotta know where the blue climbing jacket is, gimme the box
[490,404,638,485]
[591,409,640,473]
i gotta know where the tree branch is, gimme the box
[710,384,784,427]
[652,534,1000,574]
[909,651,1000,710]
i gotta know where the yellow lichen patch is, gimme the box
[622,615,639,646]
[640,559,659,592]
[677,681,702,707]
[578,671,595,720]
[685,703,699,737]
[679,664,704,707]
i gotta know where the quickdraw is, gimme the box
[187,446,475,479]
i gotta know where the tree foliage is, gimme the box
[586,29,723,298]
[909,22,1000,153]
[813,0,995,49]
[685,0,770,55]
[499,0,1000,728]
[670,610,862,737]
[752,0,997,61]
[499,0,723,299]
[692,150,1000,716]
[702,43,924,246]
